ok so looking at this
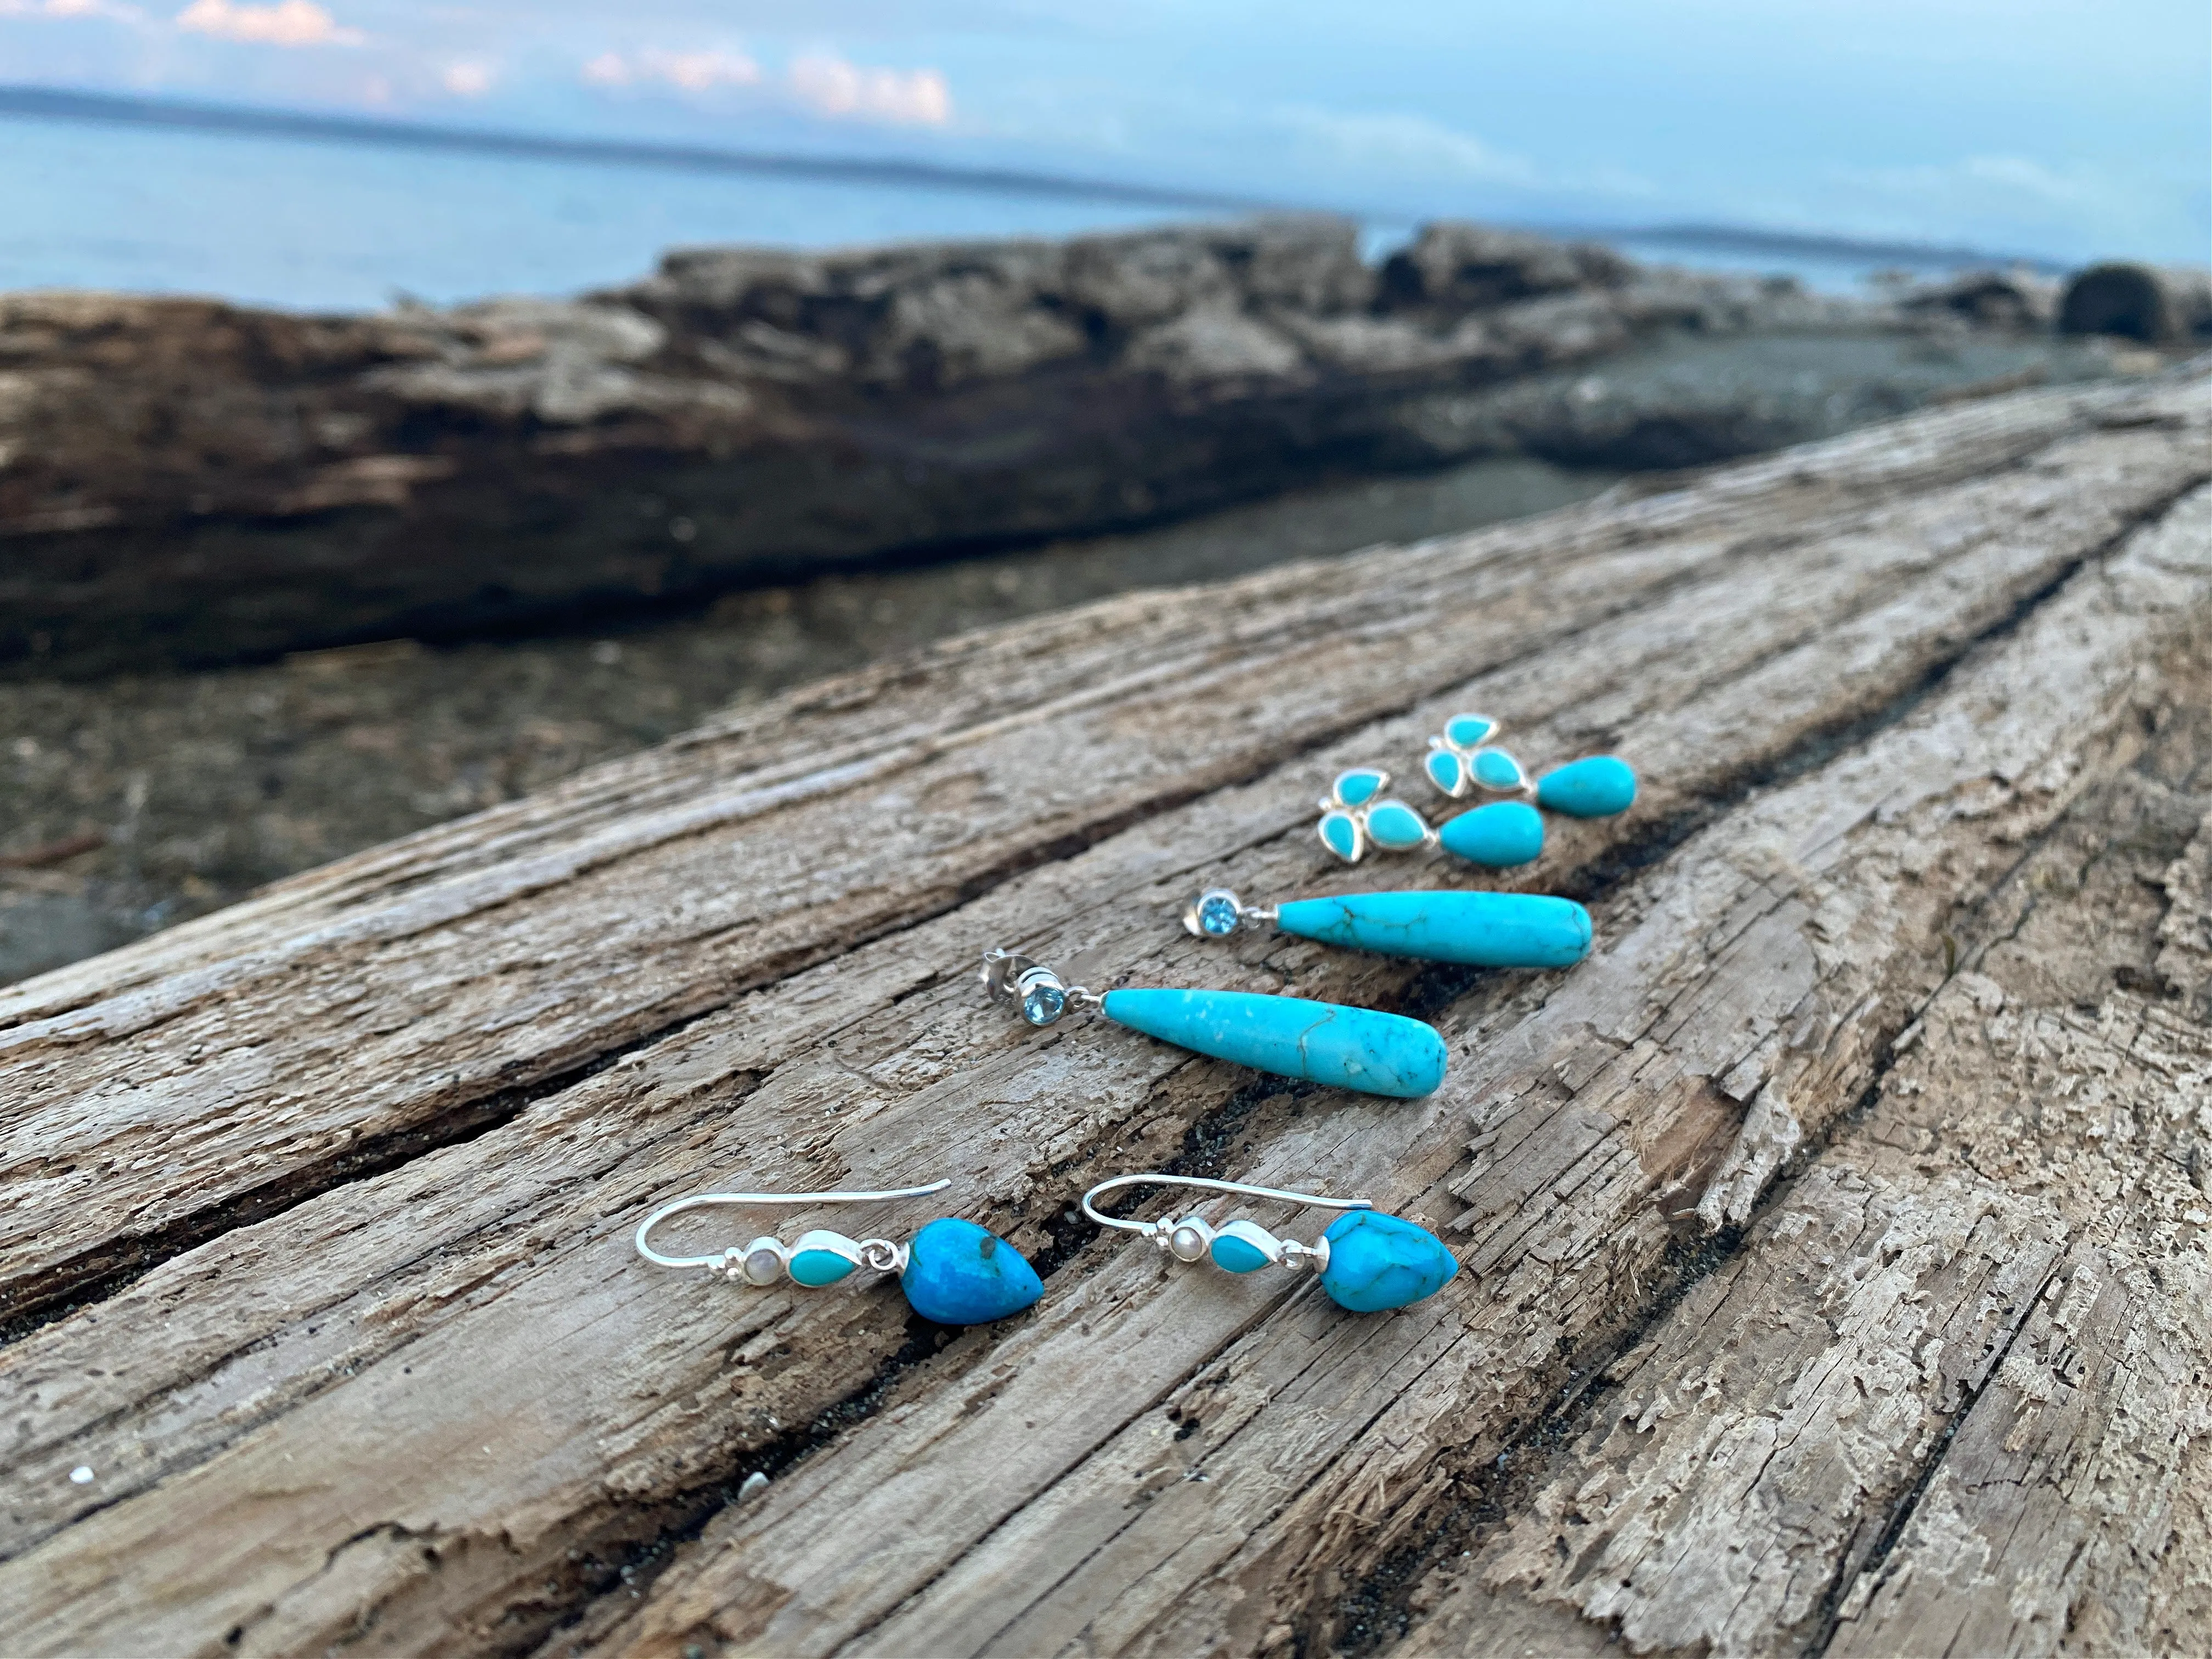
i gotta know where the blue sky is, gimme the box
[4,0,2206,262]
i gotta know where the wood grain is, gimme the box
[0,367,2205,1659]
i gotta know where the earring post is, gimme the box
[1080,1172,1371,1233]
[635,1180,952,1268]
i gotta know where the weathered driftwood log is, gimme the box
[1,363,2207,1659]
[3,218,1910,676]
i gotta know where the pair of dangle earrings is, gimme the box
[635,1171,1457,1328]
[1318,712,1637,868]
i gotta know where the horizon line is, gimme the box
[3,83,2066,275]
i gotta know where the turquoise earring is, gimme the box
[1182,885,1589,969]
[1082,1172,1459,1313]
[634,1178,1044,1326]
[983,948,1447,1099]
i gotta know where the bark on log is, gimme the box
[0,363,2206,1658]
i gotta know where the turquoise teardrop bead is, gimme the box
[1319,1211,1458,1312]
[1472,748,1526,790]
[1445,714,1497,748]
[1363,801,1430,850]
[899,1217,1043,1325]
[788,1248,857,1287]
[1274,891,1589,968]
[1425,750,1464,794]
[1535,755,1637,818]
[1211,1233,1271,1273]
[1437,800,1545,867]
[1101,989,1447,1099]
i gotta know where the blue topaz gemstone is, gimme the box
[900,1217,1043,1325]
[1471,748,1527,791]
[1363,800,1431,851]
[1536,755,1638,819]
[787,1229,860,1288]
[1101,988,1447,1098]
[1275,891,1589,969]
[1318,810,1363,862]
[1444,714,1498,749]
[1333,769,1387,808]
[1195,893,1242,937]
[1209,1220,1278,1273]
[1437,800,1546,867]
[1425,749,1465,795]
[1022,980,1067,1025]
[1319,1211,1458,1312]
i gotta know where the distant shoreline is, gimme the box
[3,84,2059,275]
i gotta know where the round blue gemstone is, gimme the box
[1197,895,1241,936]
[1319,1211,1458,1312]
[900,1218,1043,1325]
[1022,982,1066,1025]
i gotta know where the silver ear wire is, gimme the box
[981,947,1101,1026]
[1081,1173,1373,1274]
[635,1179,952,1279]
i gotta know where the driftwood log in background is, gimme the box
[1,363,2207,1657]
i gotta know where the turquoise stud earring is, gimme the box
[1314,768,1436,864]
[1082,1172,1459,1313]
[1415,713,1638,869]
[983,947,1447,1099]
[634,1178,1044,1326]
[1182,884,1589,968]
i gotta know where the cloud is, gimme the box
[1278,108,1537,187]
[583,47,761,93]
[440,60,493,96]
[174,0,362,47]
[788,53,951,126]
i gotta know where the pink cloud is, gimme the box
[788,53,951,126]
[173,0,362,47]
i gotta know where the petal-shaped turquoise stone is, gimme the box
[1424,750,1464,795]
[1333,769,1386,808]
[1319,810,1362,862]
[1210,1233,1272,1273]
[899,1217,1043,1325]
[788,1248,857,1288]
[1471,747,1526,791]
[1437,800,1546,867]
[1364,800,1430,851]
[1275,890,1590,968]
[1102,988,1447,1099]
[1444,714,1497,748]
[1536,755,1638,818]
[1319,1211,1458,1312]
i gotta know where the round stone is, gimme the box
[1022,981,1067,1025]
[1169,1222,1210,1262]
[741,1245,786,1286]
[1196,894,1241,936]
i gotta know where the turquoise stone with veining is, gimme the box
[1445,714,1497,748]
[1333,769,1386,807]
[1319,810,1362,861]
[1101,989,1447,1099]
[1363,800,1430,850]
[1276,891,1589,969]
[1319,1211,1459,1312]
[899,1217,1043,1325]
[1535,755,1638,818]
[1437,800,1546,867]
[1425,749,1464,794]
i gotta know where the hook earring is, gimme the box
[983,948,1447,1099]
[1416,712,1638,868]
[1082,1171,1459,1312]
[1182,883,1589,969]
[635,1177,1043,1326]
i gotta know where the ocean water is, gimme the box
[1,104,1955,312]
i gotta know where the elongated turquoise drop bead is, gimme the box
[1437,800,1545,867]
[1319,1211,1458,1311]
[1101,989,1447,1099]
[1274,891,1589,969]
[1535,755,1638,818]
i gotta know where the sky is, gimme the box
[3,0,2207,264]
